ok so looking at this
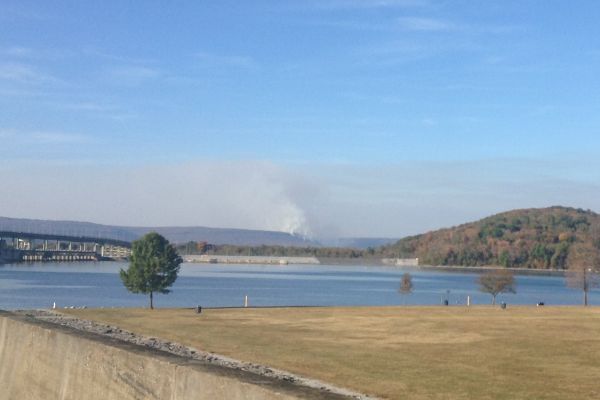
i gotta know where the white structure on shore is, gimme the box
[382,258,419,267]
[183,254,320,265]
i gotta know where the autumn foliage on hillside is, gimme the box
[379,207,600,269]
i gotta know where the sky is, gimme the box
[1,1,600,239]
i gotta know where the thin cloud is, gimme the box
[397,17,456,31]
[50,101,137,121]
[0,46,76,61]
[314,0,427,10]
[351,27,501,67]
[302,18,394,32]
[82,48,156,65]
[0,62,59,84]
[58,101,112,112]
[0,87,52,98]
[396,17,520,34]
[0,46,34,57]
[483,55,505,65]
[0,3,51,21]
[0,129,91,144]
[31,132,89,144]
[106,65,161,86]
[194,52,258,69]
[353,41,435,66]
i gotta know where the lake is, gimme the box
[0,262,595,310]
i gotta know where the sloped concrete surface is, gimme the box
[0,311,351,400]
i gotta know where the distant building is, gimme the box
[101,245,131,259]
[396,258,419,266]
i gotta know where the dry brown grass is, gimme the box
[64,306,600,400]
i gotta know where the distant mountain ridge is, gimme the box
[379,206,600,269]
[0,216,318,247]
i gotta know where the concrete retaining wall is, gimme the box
[0,312,345,400]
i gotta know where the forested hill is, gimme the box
[378,207,600,269]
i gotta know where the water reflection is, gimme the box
[0,262,595,309]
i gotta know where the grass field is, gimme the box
[64,306,600,400]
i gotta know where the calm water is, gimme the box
[0,262,595,310]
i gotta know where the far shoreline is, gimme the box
[182,255,567,277]
[412,264,566,277]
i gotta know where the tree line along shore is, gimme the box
[176,206,600,271]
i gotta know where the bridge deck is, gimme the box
[0,231,131,248]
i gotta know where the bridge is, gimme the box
[0,231,132,263]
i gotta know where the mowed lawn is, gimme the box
[64,307,600,400]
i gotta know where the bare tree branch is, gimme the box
[566,243,600,306]
[477,269,516,305]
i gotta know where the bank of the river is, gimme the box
[0,249,21,264]
[320,258,568,277]
[184,254,320,265]
[185,255,568,277]
[7,309,371,400]
[413,264,567,277]
[3,252,567,278]
[313,257,568,277]
[61,306,600,400]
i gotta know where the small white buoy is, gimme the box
[244,295,248,308]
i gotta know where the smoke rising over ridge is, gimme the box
[0,161,315,237]
[2,158,600,239]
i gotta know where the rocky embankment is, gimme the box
[15,310,376,400]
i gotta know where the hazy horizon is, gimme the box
[2,1,600,238]
[1,203,597,243]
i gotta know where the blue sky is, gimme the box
[1,1,600,238]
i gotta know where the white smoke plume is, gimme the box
[0,160,315,237]
[4,158,600,238]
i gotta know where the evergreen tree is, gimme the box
[120,232,182,309]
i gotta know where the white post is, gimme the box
[467,296,471,307]
[244,295,248,308]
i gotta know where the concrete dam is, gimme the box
[0,311,348,400]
